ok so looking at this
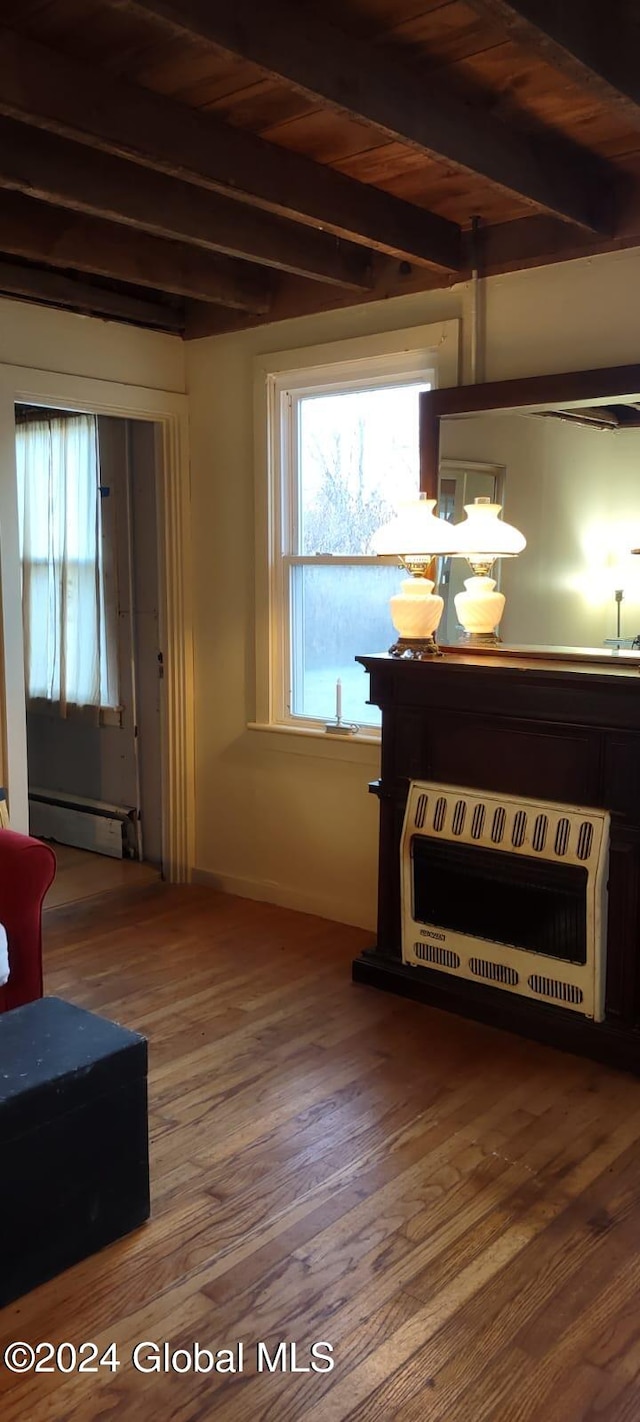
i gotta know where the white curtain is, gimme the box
[16,414,118,713]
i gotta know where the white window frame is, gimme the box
[253,320,460,746]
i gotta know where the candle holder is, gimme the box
[324,677,358,734]
[327,679,356,733]
[324,713,359,736]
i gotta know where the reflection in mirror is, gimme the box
[437,459,503,644]
[437,406,640,650]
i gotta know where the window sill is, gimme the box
[247,721,381,763]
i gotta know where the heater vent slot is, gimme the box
[471,804,486,840]
[533,814,548,852]
[491,806,506,843]
[512,810,527,848]
[577,822,594,861]
[433,797,447,832]
[452,800,466,836]
[415,794,428,830]
[528,974,584,1005]
[555,818,571,856]
[469,958,519,985]
[414,942,460,970]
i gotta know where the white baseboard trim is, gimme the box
[190,866,375,932]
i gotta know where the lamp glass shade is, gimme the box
[453,499,526,559]
[371,496,457,557]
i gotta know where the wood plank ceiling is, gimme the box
[0,0,638,337]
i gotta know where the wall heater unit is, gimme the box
[401,781,609,1020]
[29,789,137,859]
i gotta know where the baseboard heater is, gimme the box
[29,788,138,860]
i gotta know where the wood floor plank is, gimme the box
[43,845,159,909]
[3,882,640,1421]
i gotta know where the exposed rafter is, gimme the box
[467,1,640,131]
[0,191,273,313]
[0,116,372,290]
[183,212,640,339]
[0,259,183,330]
[474,213,640,275]
[0,0,638,336]
[0,26,461,273]
[107,0,614,232]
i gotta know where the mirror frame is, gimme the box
[419,362,640,497]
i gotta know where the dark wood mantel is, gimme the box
[354,647,640,1074]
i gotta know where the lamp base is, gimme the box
[454,576,505,641]
[457,631,501,647]
[388,636,442,659]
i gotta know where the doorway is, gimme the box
[15,405,164,904]
[0,366,193,884]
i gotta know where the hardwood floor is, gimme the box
[44,844,160,909]
[2,883,640,1420]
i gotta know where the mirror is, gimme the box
[421,366,640,655]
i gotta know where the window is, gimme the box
[16,412,119,713]
[257,322,459,735]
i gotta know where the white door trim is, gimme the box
[0,364,194,883]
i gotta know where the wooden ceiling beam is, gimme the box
[0,26,461,273]
[184,213,640,338]
[0,259,183,330]
[473,214,640,275]
[108,0,614,232]
[0,191,272,313]
[467,1,640,130]
[0,116,371,290]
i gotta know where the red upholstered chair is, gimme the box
[0,830,56,1013]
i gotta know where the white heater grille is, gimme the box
[401,782,609,1020]
[527,975,584,1006]
[411,787,601,867]
[413,942,461,970]
[469,957,519,986]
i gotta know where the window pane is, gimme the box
[17,416,99,561]
[17,413,117,709]
[290,563,401,726]
[298,383,429,555]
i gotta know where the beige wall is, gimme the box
[481,252,640,381]
[0,296,185,391]
[186,246,640,931]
